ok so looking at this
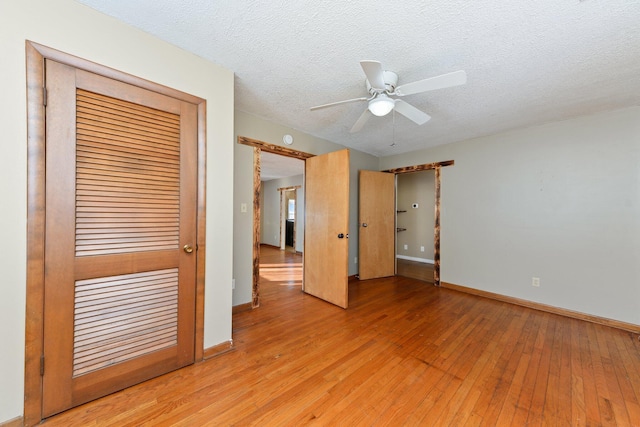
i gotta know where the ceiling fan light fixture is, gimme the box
[368,94,395,116]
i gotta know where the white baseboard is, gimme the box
[396,255,434,264]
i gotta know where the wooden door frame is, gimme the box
[24,41,207,426]
[384,160,454,286]
[237,137,313,308]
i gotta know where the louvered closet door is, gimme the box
[42,60,198,417]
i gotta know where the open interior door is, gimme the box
[303,149,350,308]
[358,170,395,280]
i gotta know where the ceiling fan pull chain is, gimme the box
[391,109,396,147]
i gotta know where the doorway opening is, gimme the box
[279,186,301,253]
[237,137,314,308]
[395,170,436,283]
[383,160,453,286]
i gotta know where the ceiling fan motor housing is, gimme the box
[366,70,398,95]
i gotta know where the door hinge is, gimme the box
[40,355,45,376]
[43,86,47,107]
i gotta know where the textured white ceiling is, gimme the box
[77,0,640,157]
[260,151,304,181]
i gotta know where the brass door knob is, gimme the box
[183,244,194,254]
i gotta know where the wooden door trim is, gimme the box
[280,189,285,250]
[24,41,207,426]
[277,185,302,191]
[433,166,443,286]
[384,160,454,287]
[251,147,261,307]
[194,100,208,362]
[25,41,46,427]
[237,137,313,308]
[382,160,454,174]
[238,136,314,160]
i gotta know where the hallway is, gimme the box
[258,244,303,297]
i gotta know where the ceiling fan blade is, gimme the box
[350,109,371,133]
[360,60,386,90]
[395,70,467,96]
[310,97,368,111]
[393,100,431,125]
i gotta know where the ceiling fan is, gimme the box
[310,60,467,133]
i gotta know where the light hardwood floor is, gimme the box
[41,246,640,426]
[396,258,435,283]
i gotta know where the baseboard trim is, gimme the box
[232,302,252,314]
[0,416,23,427]
[348,274,358,282]
[203,340,234,360]
[441,281,640,334]
[396,255,434,264]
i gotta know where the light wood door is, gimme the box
[358,170,396,280]
[303,149,350,308]
[42,60,198,417]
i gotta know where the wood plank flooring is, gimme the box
[396,258,434,283]
[41,246,640,426]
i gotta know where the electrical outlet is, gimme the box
[404,244,408,250]
[354,257,358,264]
[420,246,425,252]
[532,277,540,287]
[240,203,247,213]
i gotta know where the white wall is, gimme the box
[0,0,234,423]
[380,107,640,325]
[233,110,379,306]
[262,175,305,252]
